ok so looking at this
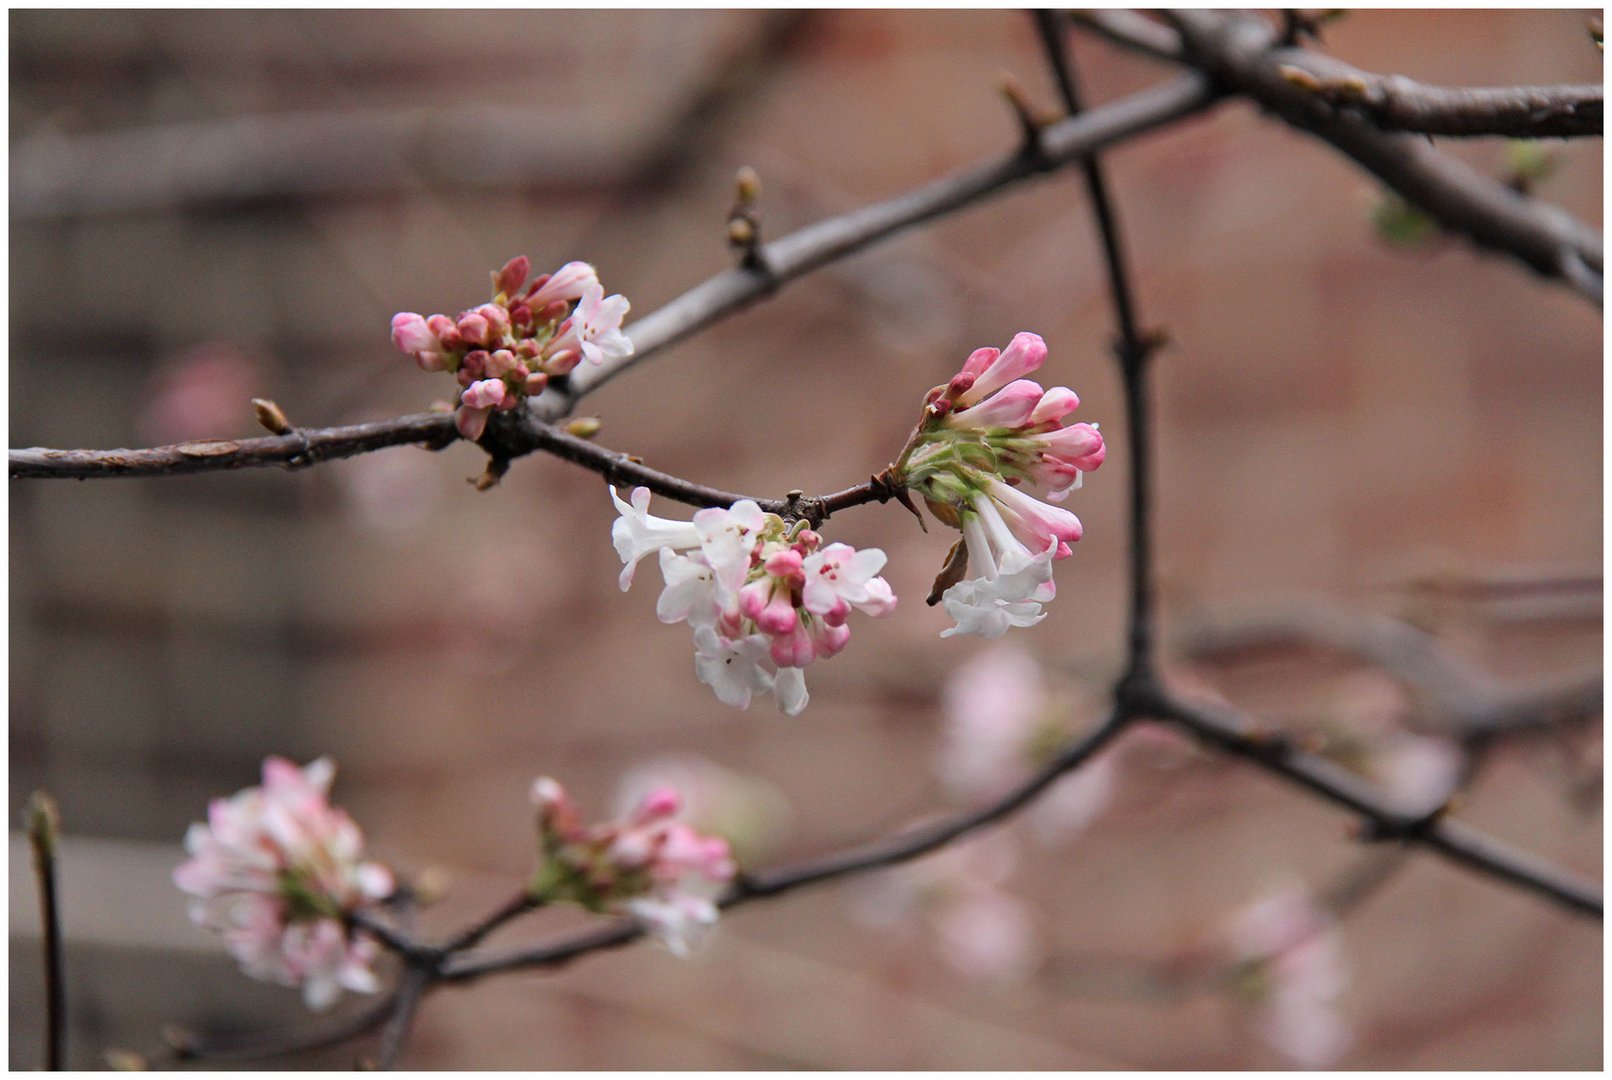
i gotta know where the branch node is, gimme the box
[471,456,511,492]
[998,72,1058,168]
[727,165,777,281]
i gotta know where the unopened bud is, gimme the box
[728,217,756,248]
[252,398,292,436]
[734,165,762,204]
[26,791,59,861]
[105,1049,149,1071]
[565,417,603,440]
[411,866,452,907]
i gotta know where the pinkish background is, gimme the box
[9,9,1601,1069]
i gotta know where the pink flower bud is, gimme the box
[474,303,511,341]
[757,591,800,636]
[523,372,550,396]
[461,379,507,410]
[959,346,999,380]
[769,623,816,667]
[494,255,530,298]
[526,261,599,309]
[415,351,446,373]
[763,548,803,578]
[390,312,434,355]
[508,303,533,328]
[467,349,494,378]
[795,529,822,551]
[810,619,852,658]
[738,579,771,621]
[456,311,491,348]
[1029,386,1079,426]
[945,370,977,400]
[427,314,462,350]
[634,786,682,822]
[456,405,493,441]
[486,349,520,378]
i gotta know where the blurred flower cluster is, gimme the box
[612,486,896,715]
[898,332,1105,637]
[531,777,736,956]
[173,757,394,1010]
[1223,885,1351,1068]
[391,256,632,439]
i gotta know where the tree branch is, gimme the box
[542,72,1216,410]
[1140,689,1603,916]
[12,74,1217,495]
[373,966,431,1071]
[26,793,66,1071]
[1278,73,1602,139]
[1031,9,1164,687]
[1082,10,1603,304]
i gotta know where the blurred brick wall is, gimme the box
[10,9,1601,1069]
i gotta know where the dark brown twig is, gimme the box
[1031,9,1165,688]
[26,793,66,1071]
[1140,691,1602,916]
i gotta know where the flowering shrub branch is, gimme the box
[10,9,1603,1069]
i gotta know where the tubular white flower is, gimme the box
[611,486,703,590]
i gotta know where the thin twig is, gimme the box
[26,793,66,1071]
[1140,691,1603,916]
[541,72,1216,411]
[1173,600,1602,742]
[9,412,457,480]
[439,891,543,955]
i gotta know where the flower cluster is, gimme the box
[173,757,395,1010]
[611,486,897,715]
[390,256,633,440]
[898,332,1105,637]
[530,777,736,956]
[1224,886,1352,1068]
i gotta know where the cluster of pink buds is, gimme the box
[530,777,736,956]
[390,256,633,440]
[896,332,1105,638]
[173,757,395,1010]
[610,486,897,715]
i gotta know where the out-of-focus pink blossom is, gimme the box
[529,776,736,956]
[1224,885,1352,1068]
[390,256,631,439]
[939,644,1117,844]
[899,332,1104,638]
[611,486,896,716]
[614,755,793,864]
[139,344,265,444]
[849,832,1041,982]
[173,757,393,1010]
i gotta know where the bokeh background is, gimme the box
[9,8,1601,1069]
